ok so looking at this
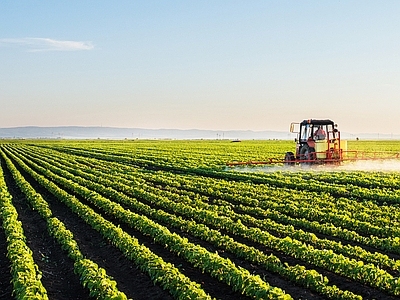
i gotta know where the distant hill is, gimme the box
[0,126,398,140]
[0,126,294,140]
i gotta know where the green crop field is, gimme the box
[1,140,400,299]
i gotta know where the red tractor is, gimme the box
[226,119,399,167]
[285,119,346,165]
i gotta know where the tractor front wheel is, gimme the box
[300,146,316,163]
[284,152,295,166]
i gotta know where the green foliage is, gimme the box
[0,160,48,299]
[1,150,128,300]
[3,139,400,299]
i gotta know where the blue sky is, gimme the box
[1,1,399,134]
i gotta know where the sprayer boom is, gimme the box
[227,150,400,166]
[226,119,400,167]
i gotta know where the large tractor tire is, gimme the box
[300,145,316,163]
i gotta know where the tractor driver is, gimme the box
[314,126,326,140]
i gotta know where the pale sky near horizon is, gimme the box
[1,1,399,134]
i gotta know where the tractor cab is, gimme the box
[288,119,344,163]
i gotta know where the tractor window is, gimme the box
[314,125,327,140]
[299,122,337,142]
[327,124,337,139]
[300,124,313,142]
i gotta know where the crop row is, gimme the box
[1,147,214,300]
[1,149,129,300]
[40,143,400,231]
[294,171,400,191]
[22,144,400,237]
[3,146,292,299]
[45,145,400,256]
[9,145,364,299]
[15,144,400,260]
[14,144,400,275]
[8,144,400,297]
[0,160,48,299]
[34,142,400,208]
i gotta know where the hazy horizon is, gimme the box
[1,125,399,141]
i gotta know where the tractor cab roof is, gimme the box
[300,119,334,126]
